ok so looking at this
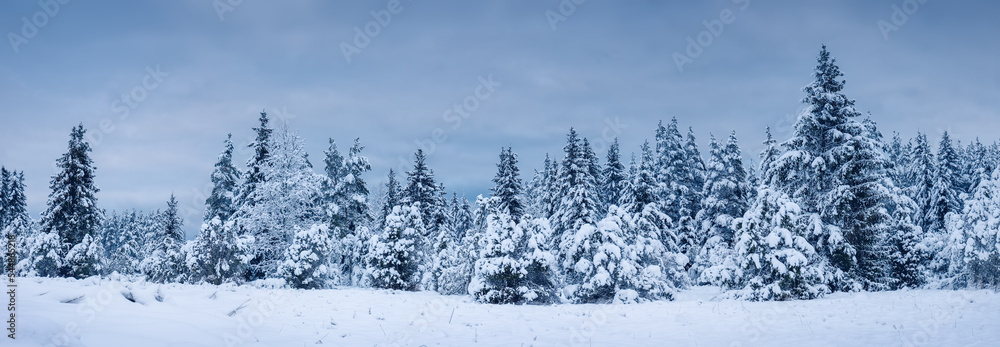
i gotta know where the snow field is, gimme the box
[12,277,1000,347]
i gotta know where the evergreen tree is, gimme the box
[233,127,324,280]
[768,46,911,290]
[3,171,34,276]
[469,197,557,304]
[235,111,273,209]
[601,138,628,210]
[335,138,373,285]
[279,223,335,289]
[536,154,560,219]
[404,148,440,228]
[684,126,707,213]
[562,206,680,303]
[888,132,910,186]
[491,147,524,221]
[963,138,992,193]
[368,205,424,291]
[758,127,781,182]
[691,132,751,283]
[379,169,402,227]
[187,216,249,285]
[39,124,102,277]
[906,132,936,232]
[942,167,1000,289]
[141,194,186,283]
[65,233,105,279]
[621,141,659,214]
[551,128,601,259]
[927,132,962,234]
[205,134,241,223]
[715,188,831,301]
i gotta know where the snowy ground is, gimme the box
[11,277,999,347]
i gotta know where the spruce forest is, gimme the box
[4,46,997,306]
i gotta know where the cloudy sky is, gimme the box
[1,0,998,237]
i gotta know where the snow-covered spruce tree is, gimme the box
[378,169,403,228]
[926,132,963,235]
[428,193,477,294]
[234,127,325,280]
[716,187,830,301]
[888,132,910,187]
[551,128,602,260]
[621,142,689,296]
[187,217,249,285]
[235,111,272,211]
[469,207,558,304]
[404,148,442,231]
[601,138,628,211]
[205,134,241,223]
[941,168,1000,289]
[65,233,106,279]
[98,210,147,276]
[279,223,336,289]
[691,132,751,283]
[320,138,346,213]
[654,119,700,257]
[469,148,558,304]
[421,189,452,292]
[491,147,524,221]
[884,184,925,289]
[561,205,680,303]
[3,171,36,275]
[188,135,247,284]
[683,126,707,212]
[232,111,273,280]
[39,124,103,277]
[338,139,373,286]
[429,210,469,295]
[906,132,936,232]
[539,154,560,219]
[767,46,914,290]
[368,205,424,291]
[962,138,992,194]
[141,194,186,283]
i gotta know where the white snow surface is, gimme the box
[12,276,1000,346]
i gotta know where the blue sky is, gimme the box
[1,0,998,237]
